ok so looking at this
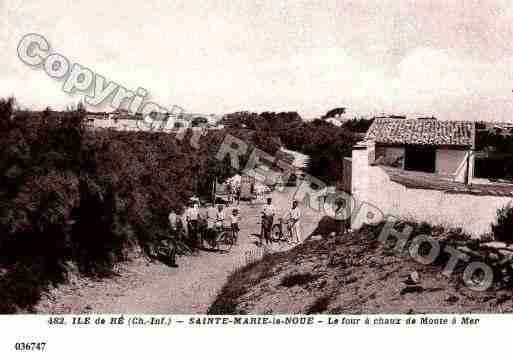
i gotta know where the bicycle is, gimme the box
[207,225,235,252]
[270,217,295,244]
[153,235,179,266]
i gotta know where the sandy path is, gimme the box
[83,188,323,314]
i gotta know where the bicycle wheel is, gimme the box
[284,228,295,244]
[217,231,233,252]
[270,224,281,242]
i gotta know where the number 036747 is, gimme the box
[14,342,46,351]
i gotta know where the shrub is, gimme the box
[0,97,249,312]
[306,294,332,314]
[492,203,513,244]
[280,272,320,288]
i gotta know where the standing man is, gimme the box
[215,204,226,230]
[261,198,276,245]
[185,201,201,251]
[198,203,211,249]
[250,181,255,204]
[204,202,216,246]
[168,209,179,248]
[230,208,240,245]
[288,200,302,243]
[236,185,241,205]
[168,209,178,232]
[226,182,233,205]
[334,197,350,235]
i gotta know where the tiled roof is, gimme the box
[365,118,474,147]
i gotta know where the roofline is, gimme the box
[374,142,472,149]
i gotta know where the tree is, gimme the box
[322,107,346,119]
[76,101,86,113]
[492,203,513,244]
[222,111,261,130]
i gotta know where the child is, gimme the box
[230,208,240,244]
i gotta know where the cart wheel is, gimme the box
[217,232,233,252]
[270,224,281,242]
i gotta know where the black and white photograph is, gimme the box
[2,0,513,356]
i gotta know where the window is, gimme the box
[404,145,436,173]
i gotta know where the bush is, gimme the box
[280,272,320,288]
[306,294,332,314]
[0,97,250,312]
[222,111,361,184]
[492,203,513,244]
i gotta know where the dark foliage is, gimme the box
[279,272,320,287]
[341,118,374,133]
[492,203,513,244]
[475,129,513,180]
[222,111,365,184]
[306,294,332,314]
[0,98,260,312]
[321,107,346,119]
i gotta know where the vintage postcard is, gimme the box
[1,0,512,357]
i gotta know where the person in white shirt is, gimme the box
[261,198,276,244]
[206,203,215,227]
[288,200,302,243]
[215,204,225,230]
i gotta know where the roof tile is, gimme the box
[365,118,474,146]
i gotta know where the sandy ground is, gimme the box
[35,187,323,314]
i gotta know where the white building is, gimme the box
[347,118,513,235]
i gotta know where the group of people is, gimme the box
[164,196,303,262]
[226,181,268,205]
[168,201,240,251]
[260,198,302,244]
[226,183,241,205]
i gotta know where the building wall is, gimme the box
[375,146,405,167]
[92,118,137,130]
[351,144,512,236]
[435,149,467,175]
[91,118,172,132]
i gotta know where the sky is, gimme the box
[2,0,513,120]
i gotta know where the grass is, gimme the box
[208,216,513,314]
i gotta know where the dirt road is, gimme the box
[37,188,323,314]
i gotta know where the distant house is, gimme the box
[85,109,141,131]
[86,110,222,132]
[364,118,474,182]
